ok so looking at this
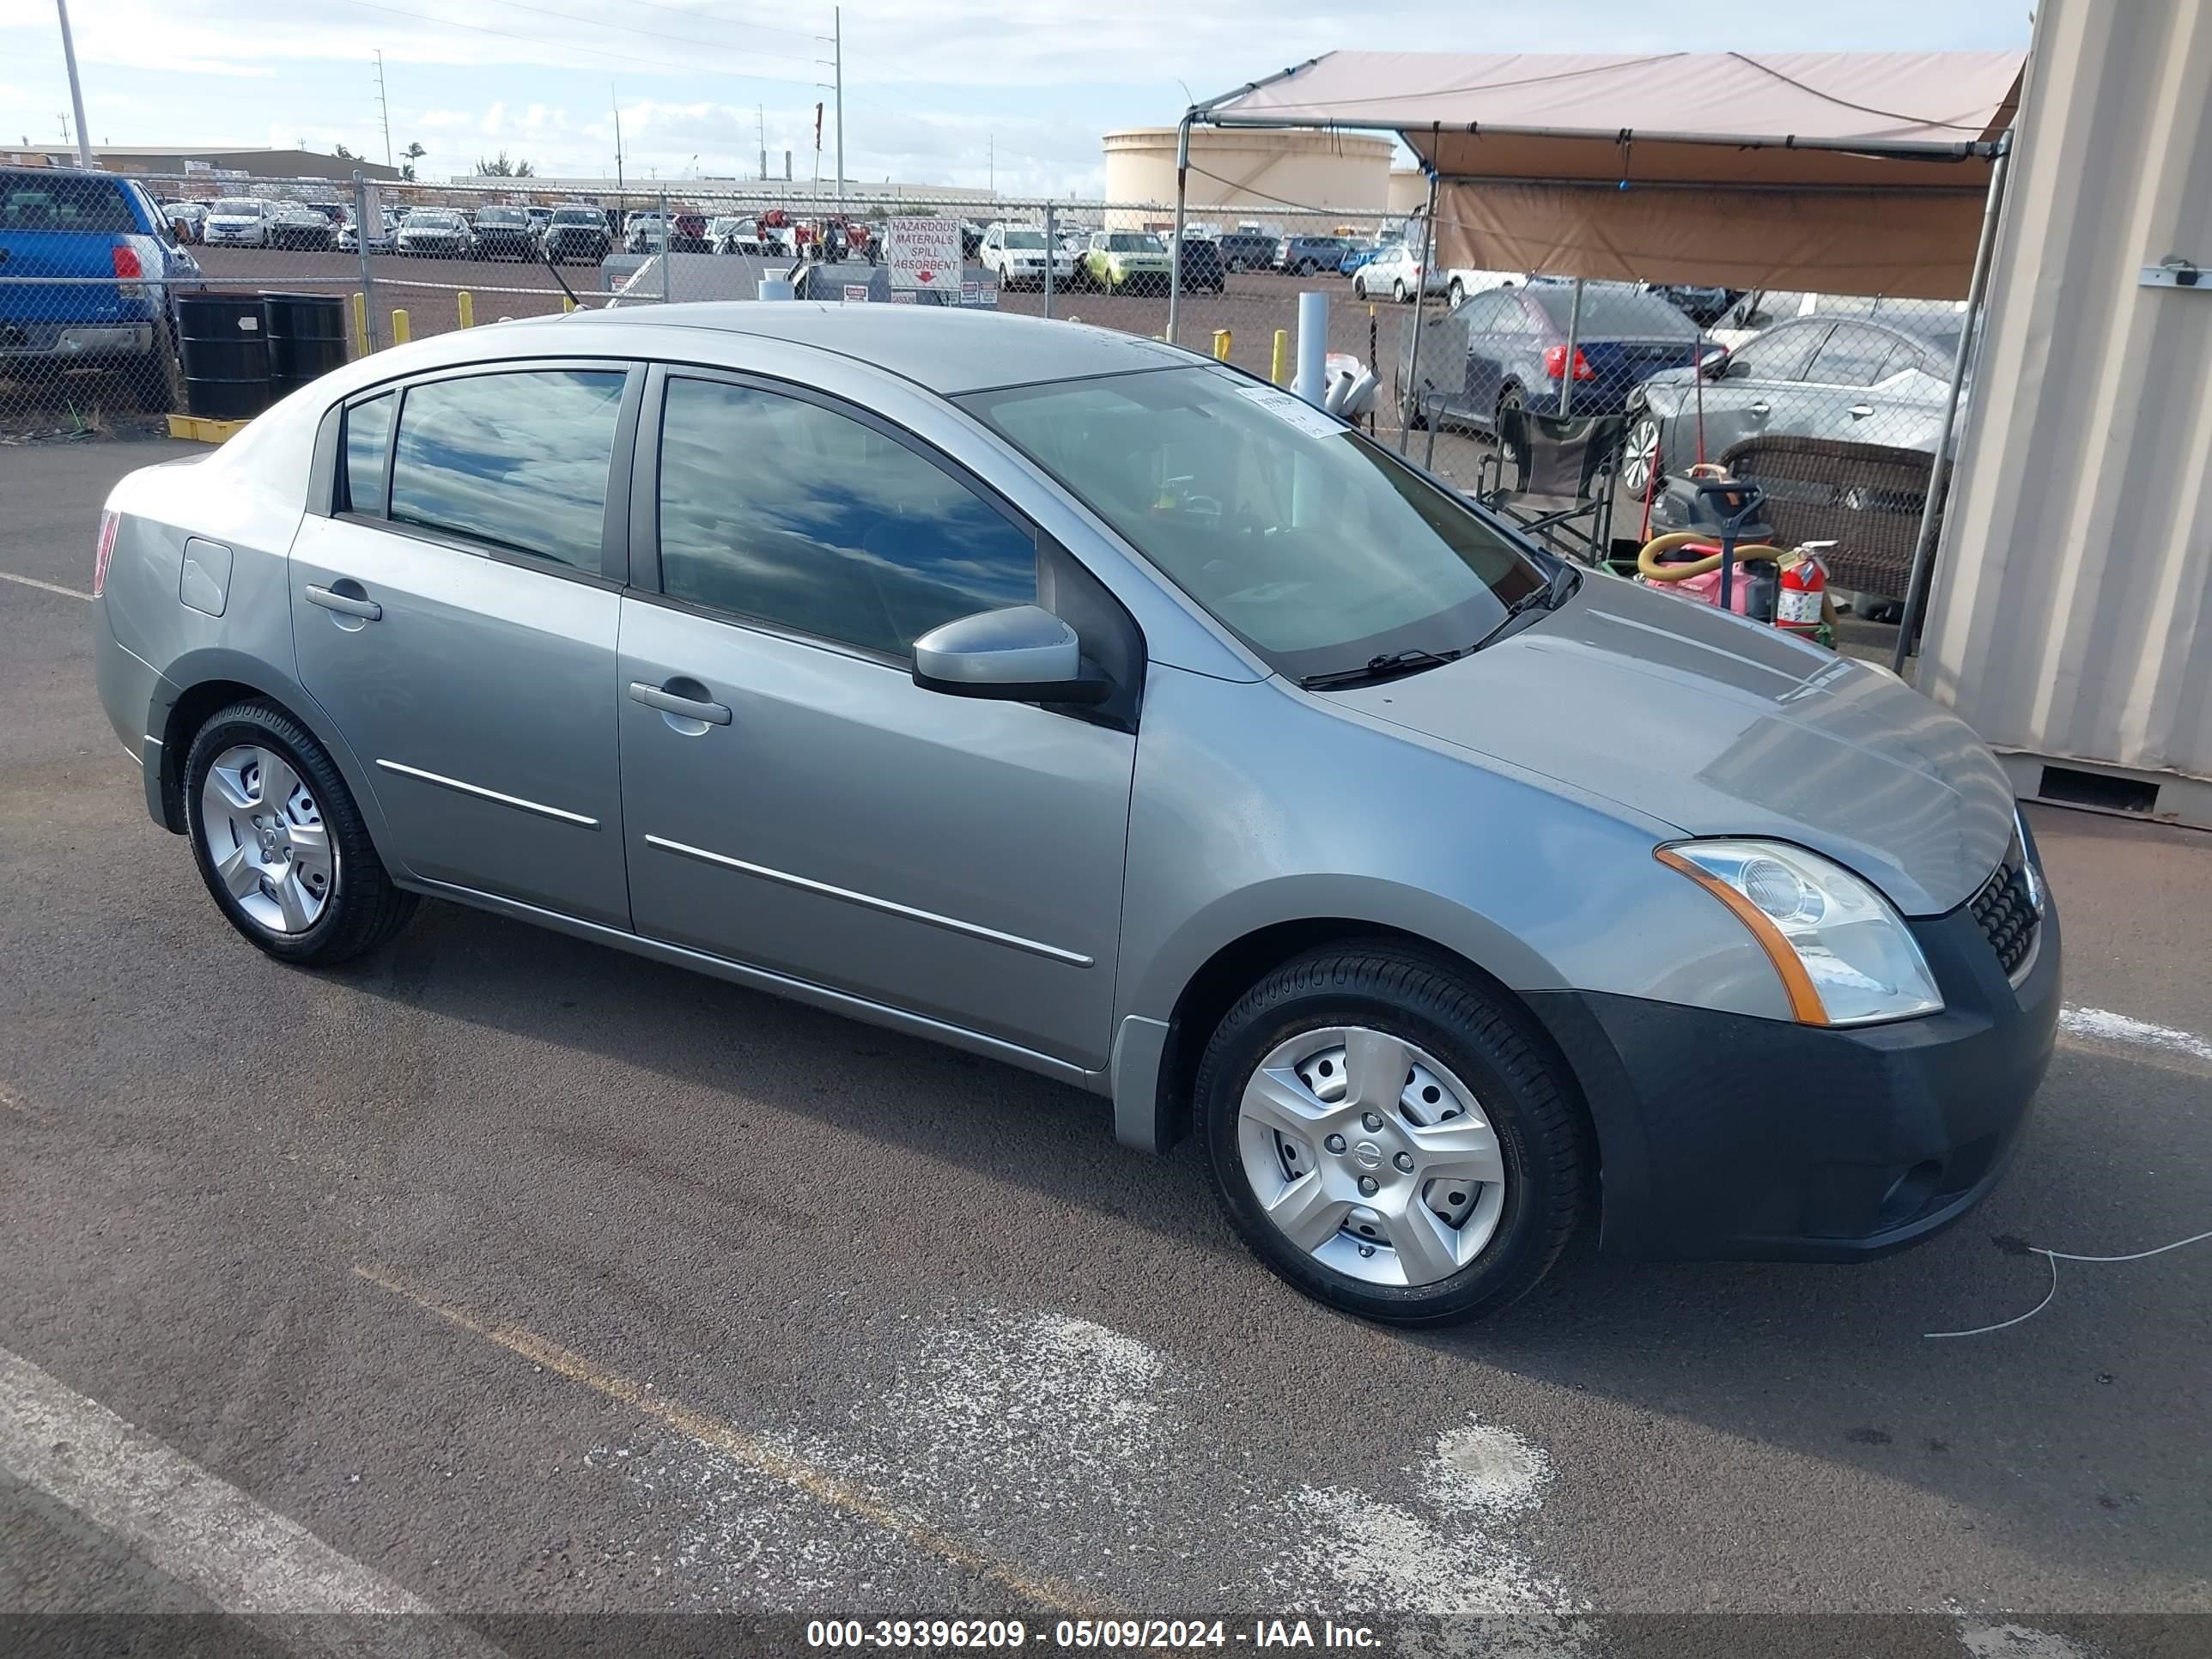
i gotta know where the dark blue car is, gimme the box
[1,165,201,410]
[1415,281,1703,432]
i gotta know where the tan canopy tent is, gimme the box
[1165,48,2028,665]
[1179,50,2022,299]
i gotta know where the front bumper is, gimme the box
[1530,832,2061,1262]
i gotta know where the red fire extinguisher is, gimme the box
[1775,544,1831,637]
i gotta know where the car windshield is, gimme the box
[960,367,1546,681]
[1001,230,1047,249]
[554,210,599,223]
[413,211,461,227]
[1104,234,1157,252]
[212,199,260,216]
[477,210,525,225]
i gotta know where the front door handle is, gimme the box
[1748,400,1771,416]
[629,680,732,726]
[1848,404,1875,418]
[304,582,381,621]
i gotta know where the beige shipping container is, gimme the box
[1923,0,2212,830]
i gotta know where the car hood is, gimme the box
[1320,574,2014,915]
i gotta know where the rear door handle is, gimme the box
[304,583,381,621]
[628,681,732,726]
[1749,400,1771,416]
[1848,404,1875,418]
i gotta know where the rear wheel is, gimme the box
[1196,944,1589,1324]
[1621,415,1662,496]
[1448,277,1467,308]
[1392,278,1408,304]
[1494,382,1525,432]
[184,701,416,966]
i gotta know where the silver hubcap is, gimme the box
[199,744,335,934]
[1237,1026,1507,1287]
[1622,417,1660,495]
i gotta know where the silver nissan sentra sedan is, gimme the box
[92,304,2058,1324]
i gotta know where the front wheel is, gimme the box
[1621,415,1662,496]
[1196,944,1589,1325]
[184,701,417,966]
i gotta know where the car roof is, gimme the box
[540,301,1194,393]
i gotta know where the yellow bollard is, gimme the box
[1212,329,1231,362]
[391,308,410,345]
[456,290,475,329]
[1271,329,1290,386]
[350,292,368,356]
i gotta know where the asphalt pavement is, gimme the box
[0,439,2206,1656]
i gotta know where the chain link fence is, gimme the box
[1,165,1969,605]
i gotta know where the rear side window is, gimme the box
[0,171,137,234]
[655,376,1036,658]
[342,392,394,515]
[387,369,626,573]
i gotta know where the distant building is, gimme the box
[462,173,998,210]
[1,145,400,182]
[1101,127,1395,229]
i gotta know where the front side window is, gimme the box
[387,369,626,573]
[962,367,1544,682]
[656,377,1036,659]
[1727,323,1826,383]
[342,392,395,515]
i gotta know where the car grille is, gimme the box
[1969,835,2039,980]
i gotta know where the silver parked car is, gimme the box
[92,306,2057,1324]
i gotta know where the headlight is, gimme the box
[1657,839,1942,1026]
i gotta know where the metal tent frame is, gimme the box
[1163,60,2016,664]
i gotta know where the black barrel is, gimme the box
[261,292,349,397]
[176,295,271,421]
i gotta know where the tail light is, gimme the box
[1544,344,1596,381]
[93,509,119,598]
[111,245,143,279]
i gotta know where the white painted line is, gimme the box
[2060,1006,2212,1065]
[0,568,93,602]
[0,1344,496,1650]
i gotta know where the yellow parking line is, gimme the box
[352,1264,1124,1619]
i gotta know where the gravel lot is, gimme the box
[0,438,2206,1656]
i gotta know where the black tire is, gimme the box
[1494,383,1524,433]
[1194,942,1589,1325]
[183,700,417,966]
[1449,278,1467,308]
[1392,279,1408,304]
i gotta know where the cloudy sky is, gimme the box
[1,0,2031,196]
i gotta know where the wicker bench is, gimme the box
[1717,434,1939,600]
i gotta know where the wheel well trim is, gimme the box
[149,650,393,851]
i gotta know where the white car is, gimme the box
[1440,267,1525,307]
[979,223,1073,289]
[1352,243,1448,303]
[201,198,277,248]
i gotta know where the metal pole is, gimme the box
[833,7,844,206]
[1397,170,1439,453]
[55,0,94,169]
[1560,276,1585,418]
[1891,137,2012,674]
[1042,200,1055,319]
[352,172,379,351]
[659,188,672,304]
[1166,112,1193,346]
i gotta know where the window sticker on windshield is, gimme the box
[1232,382,1346,440]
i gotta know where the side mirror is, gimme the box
[912,605,1112,704]
[1701,346,1732,379]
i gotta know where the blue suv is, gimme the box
[2,165,201,410]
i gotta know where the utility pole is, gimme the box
[817,9,843,204]
[757,105,767,182]
[54,0,94,169]
[373,51,393,168]
[612,87,626,214]
[988,133,994,197]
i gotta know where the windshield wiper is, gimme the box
[1468,560,1582,656]
[1299,647,1466,691]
